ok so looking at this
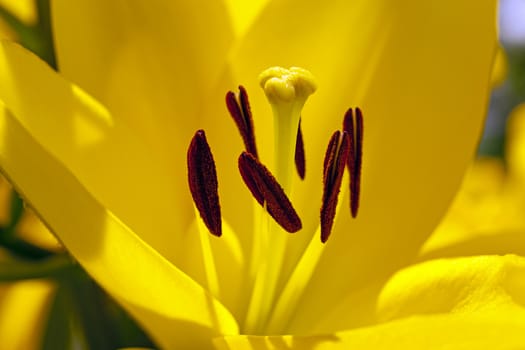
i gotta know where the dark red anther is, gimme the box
[226,86,259,158]
[238,152,302,233]
[187,130,222,236]
[320,131,350,243]
[295,118,306,180]
[343,108,364,218]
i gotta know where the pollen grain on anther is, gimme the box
[295,118,306,180]
[343,107,364,218]
[226,86,259,158]
[321,130,350,243]
[238,152,302,233]
[187,130,222,236]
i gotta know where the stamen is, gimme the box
[226,86,259,158]
[187,130,222,236]
[238,152,302,233]
[294,118,306,180]
[320,130,350,243]
[343,107,364,218]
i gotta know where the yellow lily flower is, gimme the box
[0,277,55,350]
[0,3,58,349]
[423,103,525,260]
[0,200,56,350]
[0,0,511,348]
[0,176,56,350]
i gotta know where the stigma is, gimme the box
[186,67,364,242]
[258,67,317,104]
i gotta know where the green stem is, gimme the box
[0,192,54,260]
[0,1,57,69]
[43,267,156,349]
[0,254,72,281]
[6,191,24,235]
[64,270,119,349]
[35,0,57,68]
[0,5,27,35]
[0,232,55,260]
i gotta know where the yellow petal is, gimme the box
[52,0,233,115]
[215,314,525,350]
[50,0,255,266]
[376,255,525,322]
[0,102,239,348]
[419,159,513,258]
[417,154,525,262]
[227,0,497,332]
[51,0,234,197]
[0,39,195,266]
[224,0,269,37]
[216,255,525,349]
[315,254,525,333]
[16,208,62,252]
[0,42,238,348]
[0,174,61,251]
[0,280,55,350]
[421,105,525,259]
[177,218,246,319]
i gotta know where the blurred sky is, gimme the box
[480,0,525,156]
[500,0,525,45]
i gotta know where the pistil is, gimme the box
[243,68,318,333]
[259,67,317,192]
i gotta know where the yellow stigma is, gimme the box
[258,67,316,194]
[259,66,317,104]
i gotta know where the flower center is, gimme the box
[186,66,364,334]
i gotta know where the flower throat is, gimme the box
[187,67,363,243]
[187,67,363,334]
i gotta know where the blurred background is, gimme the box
[482,0,525,156]
[0,0,523,349]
